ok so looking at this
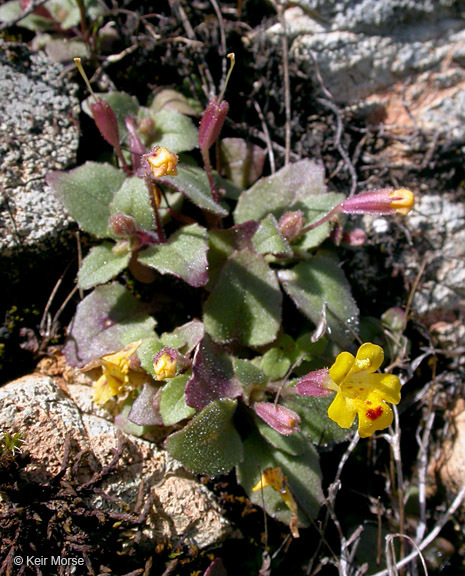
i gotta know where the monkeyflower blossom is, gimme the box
[296,343,401,438]
[339,188,414,216]
[92,341,142,405]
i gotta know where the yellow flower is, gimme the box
[326,343,401,438]
[252,467,299,538]
[388,188,415,215]
[145,146,178,178]
[93,341,142,405]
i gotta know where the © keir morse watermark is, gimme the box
[14,555,85,568]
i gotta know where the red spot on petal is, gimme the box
[366,406,383,421]
[359,388,364,391]
[365,400,372,405]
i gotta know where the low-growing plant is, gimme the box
[46,55,414,535]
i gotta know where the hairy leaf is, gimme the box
[64,283,156,367]
[160,375,197,425]
[78,243,130,290]
[237,430,323,525]
[204,248,282,347]
[166,399,243,476]
[157,165,228,216]
[110,176,155,231]
[185,336,242,411]
[138,223,209,287]
[278,254,359,346]
[47,162,125,238]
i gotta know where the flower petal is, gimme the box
[354,343,384,373]
[364,373,402,405]
[327,391,357,429]
[329,351,355,385]
[357,400,393,438]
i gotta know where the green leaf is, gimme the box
[63,282,156,368]
[260,334,301,381]
[252,214,293,257]
[203,248,282,347]
[78,243,130,290]
[166,399,243,476]
[236,430,323,526]
[110,176,155,231]
[138,223,209,287]
[286,395,355,446]
[158,165,228,217]
[47,162,125,238]
[160,375,197,426]
[278,254,359,346]
[137,337,163,376]
[255,415,305,456]
[150,109,199,153]
[234,159,344,250]
[233,358,268,400]
[82,92,139,135]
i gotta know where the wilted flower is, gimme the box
[153,347,178,381]
[144,146,178,178]
[254,402,301,436]
[252,467,299,538]
[92,341,142,405]
[296,343,401,438]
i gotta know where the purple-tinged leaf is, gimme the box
[185,336,242,411]
[138,223,209,287]
[160,319,204,355]
[128,381,163,427]
[63,283,156,368]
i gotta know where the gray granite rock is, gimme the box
[0,41,79,257]
[0,374,231,549]
[264,2,465,143]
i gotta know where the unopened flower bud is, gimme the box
[342,228,367,246]
[278,210,305,242]
[254,402,301,436]
[295,369,333,397]
[339,188,414,216]
[199,98,229,151]
[144,146,178,178]
[153,348,178,380]
[109,212,138,238]
[381,306,407,332]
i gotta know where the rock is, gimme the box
[264,2,465,147]
[0,41,79,258]
[0,373,231,549]
[437,399,465,504]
